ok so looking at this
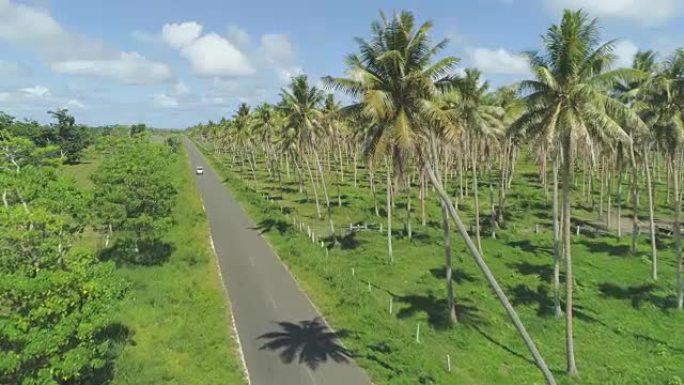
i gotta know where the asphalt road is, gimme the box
[185,139,372,385]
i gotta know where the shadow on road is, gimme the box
[257,318,353,370]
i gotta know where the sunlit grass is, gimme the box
[198,141,684,385]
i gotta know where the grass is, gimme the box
[63,144,246,385]
[196,141,684,385]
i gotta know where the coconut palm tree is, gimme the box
[443,69,504,251]
[280,75,336,236]
[615,50,658,272]
[325,10,556,384]
[513,9,644,376]
[647,49,684,307]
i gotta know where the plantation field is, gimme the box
[62,144,246,385]
[196,140,684,385]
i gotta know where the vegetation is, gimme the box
[190,8,684,385]
[1,111,245,384]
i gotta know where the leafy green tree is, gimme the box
[48,109,89,164]
[92,139,177,263]
[130,123,147,137]
[0,162,125,384]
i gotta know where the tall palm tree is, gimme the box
[325,10,557,384]
[647,49,684,307]
[513,9,643,376]
[444,69,504,252]
[280,75,336,236]
[615,50,658,274]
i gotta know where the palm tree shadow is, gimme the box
[598,282,673,310]
[396,293,484,329]
[429,267,477,284]
[251,218,292,235]
[257,318,353,370]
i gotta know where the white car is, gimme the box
[195,166,204,175]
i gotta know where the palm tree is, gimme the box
[513,9,643,376]
[325,10,557,384]
[280,75,336,236]
[647,49,684,307]
[615,50,658,273]
[444,69,504,251]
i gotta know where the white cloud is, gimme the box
[469,48,531,75]
[65,99,86,109]
[162,22,253,77]
[227,25,251,48]
[171,81,191,96]
[261,34,296,66]
[0,0,172,84]
[153,93,178,108]
[162,21,203,49]
[612,40,639,68]
[51,52,172,84]
[277,66,303,84]
[0,92,10,102]
[182,33,254,76]
[19,85,50,98]
[544,0,682,25]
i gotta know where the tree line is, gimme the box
[191,9,684,384]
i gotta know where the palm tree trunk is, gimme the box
[303,154,322,219]
[599,156,605,218]
[442,201,457,324]
[420,169,427,226]
[617,161,624,239]
[562,137,578,377]
[353,148,359,188]
[385,157,393,264]
[631,156,639,255]
[553,156,562,317]
[405,175,412,239]
[370,166,380,217]
[471,140,483,254]
[672,153,683,309]
[313,148,335,236]
[424,162,557,385]
[645,152,657,280]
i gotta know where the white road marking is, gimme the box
[248,254,255,266]
[208,233,251,385]
[209,235,217,254]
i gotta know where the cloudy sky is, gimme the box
[1,0,683,128]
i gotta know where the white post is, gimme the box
[368,281,371,292]
[576,225,580,236]
[446,354,451,373]
[352,268,355,277]
[389,297,393,314]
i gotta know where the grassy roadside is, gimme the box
[63,143,246,385]
[195,139,684,385]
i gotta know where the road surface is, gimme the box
[185,139,372,385]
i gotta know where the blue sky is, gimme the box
[1,0,683,128]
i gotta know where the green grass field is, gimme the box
[63,144,246,385]
[196,141,684,385]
